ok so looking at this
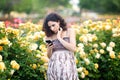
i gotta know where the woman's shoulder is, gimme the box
[66,27,75,37]
[67,27,75,33]
[45,36,52,40]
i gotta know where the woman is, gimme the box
[42,13,78,80]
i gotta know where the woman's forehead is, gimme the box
[48,21,56,25]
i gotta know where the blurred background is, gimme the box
[1,1,120,79]
[0,0,120,24]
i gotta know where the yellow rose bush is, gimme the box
[75,19,120,80]
[1,18,120,80]
[0,22,47,80]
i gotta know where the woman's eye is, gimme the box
[51,24,55,27]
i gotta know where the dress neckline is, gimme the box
[52,37,69,41]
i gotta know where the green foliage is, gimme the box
[13,0,33,13]
[0,0,70,14]
[79,0,120,13]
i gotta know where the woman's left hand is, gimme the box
[57,27,62,40]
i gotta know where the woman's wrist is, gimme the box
[48,48,52,53]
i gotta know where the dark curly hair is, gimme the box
[42,13,67,37]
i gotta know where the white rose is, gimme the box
[77,67,83,72]
[95,53,101,59]
[106,46,113,52]
[109,42,115,47]
[29,43,38,50]
[81,72,85,78]
[0,55,2,61]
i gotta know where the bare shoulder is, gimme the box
[45,36,52,40]
[67,27,75,34]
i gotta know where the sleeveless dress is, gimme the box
[47,37,79,80]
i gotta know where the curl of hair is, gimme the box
[42,13,67,37]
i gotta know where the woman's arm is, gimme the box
[58,28,76,52]
[47,46,53,58]
[45,37,54,59]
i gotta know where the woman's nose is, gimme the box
[51,26,54,30]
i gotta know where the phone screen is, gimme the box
[45,40,53,45]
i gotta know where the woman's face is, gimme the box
[48,21,60,33]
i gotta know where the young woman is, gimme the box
[42,13,78,80]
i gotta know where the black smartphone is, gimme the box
[45,40,53,45]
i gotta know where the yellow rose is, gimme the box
[84,58,90,65]
[82,29,88,34]
[11,63,20,70]
[109,51,115,59]
[84,69,89,75]
[39,44,46,49]
[32,64,37,69]
[41,52,47,56]
[40,31,45,37]
[34,35,39,40]
[75,58,78,64]
[10,60,17,65]
[100,42,106,48]
[106,19,111,22]
[5,27,13,33]
[99,49,105,54]
[0,22,5,28]
[80,51,86,58]
[39,44,47,52]
[10,60,20,70]
[41,56,49,63]
[92,35,97,41]
[13,29,19,36]
[1,37,10,45]
[117,55,120,59]
[79,36,84,42]
[41,48,47,52]
[77,67,83,72]
[0,62,6,70]
[94,48,98,53]
[37,64,40,67]
[90,50,94,54]
[36,54,41,58]
[94,63,99,69]
[43,63,48,69]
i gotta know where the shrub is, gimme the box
[74,19,120,80]
[0,22,48,80]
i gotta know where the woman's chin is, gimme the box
[54,31,58,34]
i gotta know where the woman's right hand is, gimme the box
[46,43,54,58]
[57,27,63,40]
[46,43,54,50]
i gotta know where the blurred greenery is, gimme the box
[1,0,120,14]
[0,0,70,14]
[79,0,120,13]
